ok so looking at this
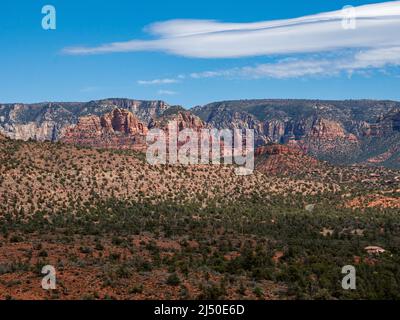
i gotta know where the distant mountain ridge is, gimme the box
[1,98,400,168]
[0,98,169,141]
[192,99,400,168]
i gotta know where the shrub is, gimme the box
[128,284,144,294]
[166,273,181,286]
[253,287,264,298]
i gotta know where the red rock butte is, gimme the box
[61,108,148,151]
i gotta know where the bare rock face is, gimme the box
[174,111,206,131]
[308,118,347,140]
[262,120,286,143]
[0,121,55,141]
[298,118,359,157]
[0,103,72,141]
[147,110,208,155]
[62,116,102,139]
[61,109,148,151]
[100,108,148,135]
[150,109,206,132]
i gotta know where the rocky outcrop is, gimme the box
[61,109,148,151]
[60,108,205,152]
[262,120,286,143]
[0,103,74,141]
[0,121,56,141]
[255,144,323,176]
[173,111,205,131]
[0,99,170,142]
[150,109,206,131]
[308,118,347,140]
[100,108,148,135]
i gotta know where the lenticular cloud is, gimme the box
[63,1,400,58]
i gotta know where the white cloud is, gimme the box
[157,89,178,95]
[63,2,400,58]
[188,47,400,79]
[137,78,179,85]
[351,47,400,68]
[190,71,224,79]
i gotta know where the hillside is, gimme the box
[255,144,324,176]
[1,135,400,299]
[0,134,336,216]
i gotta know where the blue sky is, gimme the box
[1,0,400,107]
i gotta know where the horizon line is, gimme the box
[1,96,400,108]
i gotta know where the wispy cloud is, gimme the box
[137,78,180,85]
[189,47,400,79]
[63,2,400,58]
[157,89,178,95]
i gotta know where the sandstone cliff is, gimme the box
[61,108,148,151]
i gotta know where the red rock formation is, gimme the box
[150,110,206,132]
[100,108,148,135]
[147,110,207,155]
[255,144,323,175]
[174,111,205,131]
[262,120,286,143]
[297,118,359,156]
[61,109,148,151]
[309,118,347,140]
